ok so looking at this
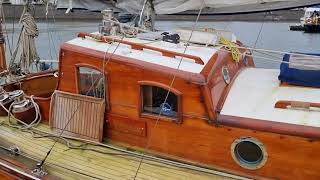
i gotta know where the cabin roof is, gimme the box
[221,68,320,128]
[65,35,220,74]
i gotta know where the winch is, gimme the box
[0,87,13,116]
[9,90,38,125]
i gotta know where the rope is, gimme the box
[0,126,247,180]
[109,19,320,63]
[9,6,40,75]
[109,17,139,38]
[219,36,241,62]
[133,2,205,179]
[0,95,41,130]
[8,96,41,130]
[19,8,40,73]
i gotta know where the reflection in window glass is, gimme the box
[142,85,178,118]
[78,67,104,98]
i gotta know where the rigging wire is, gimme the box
[11,4,16,56]
[0,144,105,180]
[36,14,140,171]
[0,5,13,57]
[43,4,56,68]
[48,3,62,59]
[253,13,266,52]
[132,2,205,179]
[45,6,59,61]
[216,47,320,69]
[107,19,320,60]
[0,123,247,180]
[0,4,314,180]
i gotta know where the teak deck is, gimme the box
[0,118,243,180]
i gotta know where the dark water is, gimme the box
[4,20,320,69]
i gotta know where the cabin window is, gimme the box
[231,137,268,170]
[78,67,105,98]
[141,85,178,119]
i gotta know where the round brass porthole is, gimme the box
[243,54,248,66]
[221,66,230,84]
[231,137,268,170]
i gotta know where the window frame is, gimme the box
[75,64,109,109]
[138,81,182,123]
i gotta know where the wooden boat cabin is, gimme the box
[2,29,320,180]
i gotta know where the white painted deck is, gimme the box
[66,35,220,73]
[221,68,320,128]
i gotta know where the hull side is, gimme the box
[54,42,320,179]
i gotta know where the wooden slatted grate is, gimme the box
[49,90,105,142]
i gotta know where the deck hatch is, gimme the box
[49,90,105,142]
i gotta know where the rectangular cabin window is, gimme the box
[141,85,178,118]
[78,67,105,98]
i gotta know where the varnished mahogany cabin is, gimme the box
[3,31,320,180]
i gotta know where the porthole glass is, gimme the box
[231,137,267,170]
[243,54,248,66]
[222,66,230,84]
[235,141,262,164]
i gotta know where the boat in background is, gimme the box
[290,6,320,32]
[0,0,320,179]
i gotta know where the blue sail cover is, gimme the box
[278,53,320,87]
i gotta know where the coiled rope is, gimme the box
[0,95,41,130]
[219,36,241,62]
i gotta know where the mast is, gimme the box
[0,5,7,72]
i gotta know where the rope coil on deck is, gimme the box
[219,36,241,62]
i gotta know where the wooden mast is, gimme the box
[0,6,7,72]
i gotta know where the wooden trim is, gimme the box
[61,43,206,85]
[74,64,110,110]
[217,114,320,139]
[78,32,205,65]
[0,45,6,72]
[0,160,37,180]
[275,100,320,109]
[75,63,104,72]
[137,81,183,124]
[75,63,105,94]
[25,70,57,78]
[280,82,320,89]
[138,81,182,96]
[200,85,216,124]
[200,53,218,78]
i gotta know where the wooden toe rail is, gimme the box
[78,32,204,65]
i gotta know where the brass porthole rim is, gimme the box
[221,66,230,84]
[231,137,268,170]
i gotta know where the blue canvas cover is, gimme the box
[278,53,320,87]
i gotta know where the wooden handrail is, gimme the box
[275,100,320,110]
[77,32,204,65]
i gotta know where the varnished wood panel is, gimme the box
[57,41,320,180]
[50,90,105,142]
[108,114,146,137]
[3,71,58,122]
[20,74,57,98]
